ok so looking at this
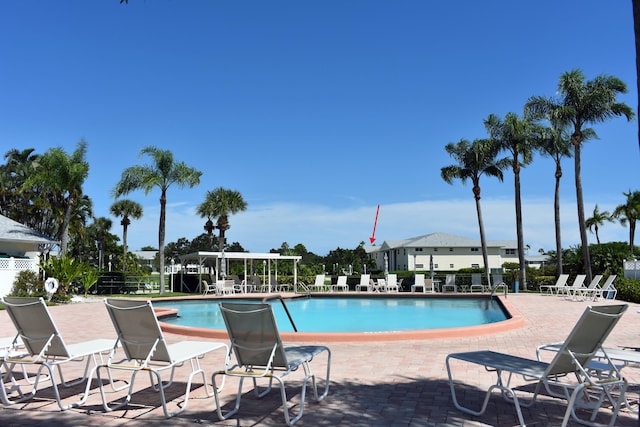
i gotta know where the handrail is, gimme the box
[295,281,310,296]
[490,281,508,298]
[261,294,298,332]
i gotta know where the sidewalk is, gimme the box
[0,294,638,426]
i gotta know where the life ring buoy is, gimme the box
[44,277,59,294]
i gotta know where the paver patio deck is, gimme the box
[0,293,638,426]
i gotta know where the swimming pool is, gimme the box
[155,296,509,333]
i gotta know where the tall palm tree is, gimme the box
[585,204,613,245]
[110,199,143,272]
[484,112,538,290]
[113,147,201,293]
[441,138,506,287]
[92,216,113,270]
[526,69,634,283]
[534,117,573,275]
[196,187,248,253]
[25,141,90,255]
[613,190,640,250]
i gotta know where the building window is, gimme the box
[506,249,516,255]
[434,263,439,268]
[471,263,479,268]
[434,248,438,252]
[470,247,479,252]
[415,248,423,252]
[449,248,453,252]
[449,264,454,269]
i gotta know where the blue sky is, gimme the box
[1,1,638,255]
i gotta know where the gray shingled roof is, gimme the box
[0,214,59,245]
[366,232,517,252]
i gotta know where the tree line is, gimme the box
[441,69,635,289]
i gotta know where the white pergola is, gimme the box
[177,251,302,293]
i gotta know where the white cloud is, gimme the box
[122,196,632,256]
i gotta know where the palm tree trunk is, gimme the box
[514,169,526,290]
[158,190,167,294]
[630,219,636,249]
[60,197,74,256]
[574,143,593,283]
[474,193,491,287]
[554,164,563,275]
[122,221,129,273]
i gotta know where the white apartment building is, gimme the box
[365,232,519,273]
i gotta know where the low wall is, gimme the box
[0,257,38,297]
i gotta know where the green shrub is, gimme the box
[614,277,640,304]
[10,270,45,297]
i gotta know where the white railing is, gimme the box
[0,257,37,272]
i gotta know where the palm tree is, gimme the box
[534,117,573,275]
[484,112,539,290]
[25,141,90,255]
[526,69,634,283]
[110,199,143,272]
[92,216,113,270]
[113,147,202,293]
[441,138,506,287]
[196,187,248,253]
[613,190,640,250]
[585,204,613,245]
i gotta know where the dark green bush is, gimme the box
[10,270,45,297]
[614,277,640,304]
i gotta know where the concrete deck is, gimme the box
[0,293,638,426]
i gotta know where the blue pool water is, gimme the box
[155,297,508,333]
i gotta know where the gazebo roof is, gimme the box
[179,251,302,262]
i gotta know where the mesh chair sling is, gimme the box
[446,304,628,427]
[0,296,114,410]
[97,298,227,417]
[212,303,331,426]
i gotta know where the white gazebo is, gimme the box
[177,251,302,293]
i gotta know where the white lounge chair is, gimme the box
[212,303,331,426]
[569,274,602,301]
[561,274,586,299]
[591,275,618,301]
[385,274,399,292]
[96,299,228,418]
[307,274,327,292]
[442,274,456,292]
[0,296,115,410]
[469,273,484,293]
[331,275,349,292]
[411,274,426,293]
[355,274,371,292]
[446,304,629,427]
[539,274,569,295]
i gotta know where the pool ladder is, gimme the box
[490,280,508,298]
[261,294,298,332]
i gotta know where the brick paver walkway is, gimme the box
[0,294,638,426]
